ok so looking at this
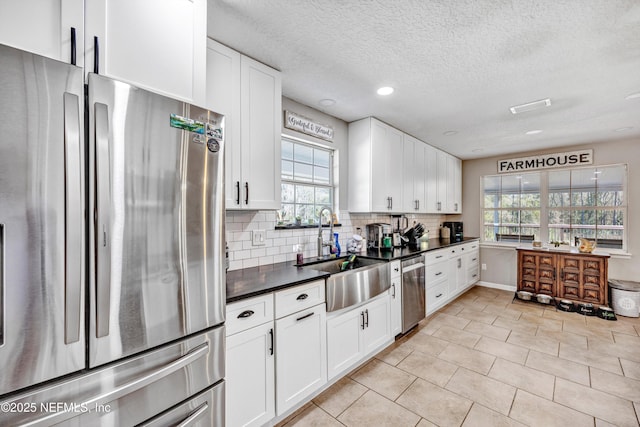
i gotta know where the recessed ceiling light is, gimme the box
[443,130,458,136]
[615,127,633,132]
[625,92,640,100]
[319,98,336,107]
[525,129,543,135]
[377,86,394,96]
[510,98,551,114]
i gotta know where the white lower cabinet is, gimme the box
[425,240,480,315]
[275,303,327,415]
[226,321,275,427]
[326,294,391,380]
[226,293,275,427]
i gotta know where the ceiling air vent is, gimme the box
[510,98,551,114]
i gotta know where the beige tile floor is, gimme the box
[279,286,640,427]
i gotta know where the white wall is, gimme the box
[461,137,640,287]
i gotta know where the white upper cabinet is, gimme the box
[0,0,84,65]
[424,146,461,214]
[206,40,282,210]
[349,117,404,213]
[402,134,426,213]
[85,0,207,105]
[447,154,462,213]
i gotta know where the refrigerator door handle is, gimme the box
[176,402,210,427]
[63,92,83,344]
[70,27,76,65]
[95,102,111,338]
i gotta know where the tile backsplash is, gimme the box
[226,210,447,271]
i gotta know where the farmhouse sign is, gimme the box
[498,149,593,173]
[284,111,334,141]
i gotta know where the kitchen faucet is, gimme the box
[317,206,334,257]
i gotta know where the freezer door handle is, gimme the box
[176,402,209,427]
[64,92,83,344]
[95,102,111,338]
[33,343,210,426]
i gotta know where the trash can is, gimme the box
[609,279,640,318]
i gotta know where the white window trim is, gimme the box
[280,135,336,226]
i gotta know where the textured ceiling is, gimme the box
[207,0,640,159]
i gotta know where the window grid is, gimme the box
[280,138,334,226]
[482,164,627,251]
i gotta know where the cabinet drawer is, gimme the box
[467,266,479,284]
[275,279,326,319]
[427,281,448,311]
[226,293,274,336]
[390,260,401,279]
[425,263,449,286]
[425,250,449,266]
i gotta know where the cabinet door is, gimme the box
[447,155,462,213]
[226,322,275,427]
[0,0,83,65]
[326,308,364,380]
[371,120,403,212]
[239,56,282,210]
[402,135,425,212]
[559,255,606,304]
[390,276,402,337]
[518,251,557,295]
[448,255,464,296]
[424,144,439,213]
[85,0,206,104]
[362,296,391,355]
[275,304,327,415]
[206,39,242,209]
[436,150,448,213]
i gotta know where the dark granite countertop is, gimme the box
[226,262,329,303]
[226,237,479,303]
[357,237,480,261]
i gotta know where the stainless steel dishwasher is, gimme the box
[401,255,426,333]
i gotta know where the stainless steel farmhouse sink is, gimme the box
[305,257,390,312]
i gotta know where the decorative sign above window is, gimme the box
[284,110,334,142]
[498,149,593,173]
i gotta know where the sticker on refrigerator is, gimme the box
[170,114,205,134]
[207,123,223,141]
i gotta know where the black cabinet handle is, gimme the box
[93,36,99,74]
[391,284,396,298]
[394,267,399,272]
[364,309,369,328]
[237,310,254,318]
[435,272,443,276]
[296,312,314,322]
[296,293,308,300]
[436,293,443,298]
[436,255,443,259]
[70,27,76,65]
[235,181,240,205]
[361,311,365,330]
[244,182,249,204]
[268,328,273,355]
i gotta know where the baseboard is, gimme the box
[477,281,516,292]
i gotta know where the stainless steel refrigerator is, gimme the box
[0,43,225,426]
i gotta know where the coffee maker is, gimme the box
[366,223,393,250]
[442,221,463,242]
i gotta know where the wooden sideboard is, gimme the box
[516,248,610,305]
